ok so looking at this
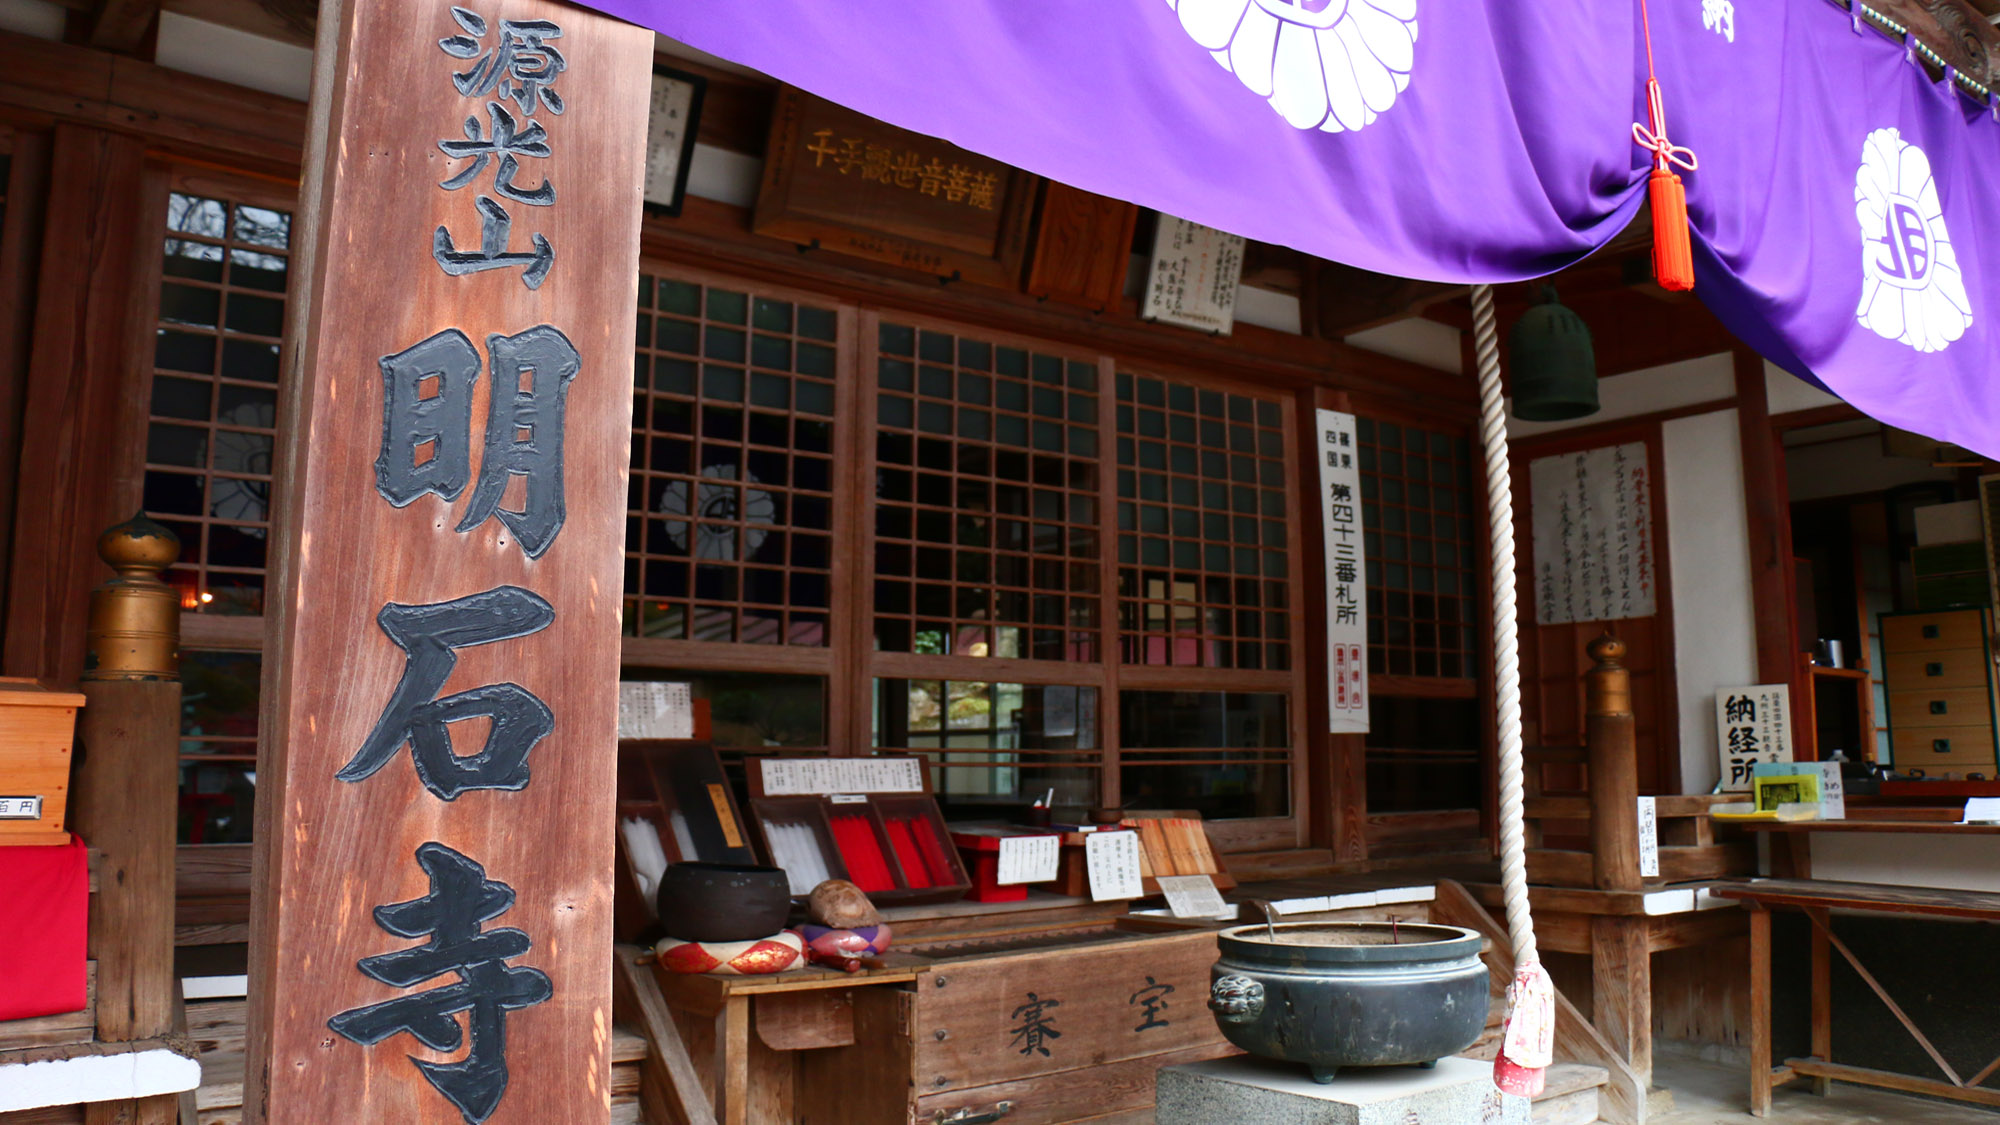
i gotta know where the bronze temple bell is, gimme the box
[1508,285,1601,423]
[82,513,181,682]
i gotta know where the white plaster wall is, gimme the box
[1507,353,1734,440]
[155,12,313,101]
[0,0,63,40]
[1233,286,1302,335]
[685,142,762,208]
[1810,833,2000,892]
[1663,408,1759,793]
[1344,317,1461,374]
[1764,358,1842,415]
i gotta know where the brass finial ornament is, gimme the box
[82,512,182,681]
[1508,285,1600,423]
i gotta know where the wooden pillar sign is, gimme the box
[244,2,649,1122]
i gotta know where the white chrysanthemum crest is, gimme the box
[1171,0,1417,132]
[1855,127,1971,353]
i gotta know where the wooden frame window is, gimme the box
[626,274,842,646]
[136,172,296,845]
[618,272,1312,848]
[1116,372,1292,672]
[1352,407,1490,837]
[146,188,290,617]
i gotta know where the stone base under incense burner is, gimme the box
[1156,1055,1526,1125]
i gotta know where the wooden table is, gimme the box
[1708,878,2000,1116]
[641,954,926,1125]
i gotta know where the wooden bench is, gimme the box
[1709,877,2000,1116]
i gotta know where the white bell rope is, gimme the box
[1471,283,1552,1092]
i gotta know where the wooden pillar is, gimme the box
[4,124,158,687]
[1733,350,1796,689]
[243,2,651,1122]
[73,517,186,1125]
[1301,387,1366,862]
[1749,905,1774,1117]
[1586,634,1640,891]
[1591,914,1653,1093]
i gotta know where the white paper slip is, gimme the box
[1963,797,2000,824]
[1085,830,1144,901]
[1158,874,1231,919]
[996,835,1061,885]
[1637,796,1660,879]
[1811,762,1846,820]
[617,681,693,740]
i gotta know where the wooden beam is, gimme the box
[0,129,50,654]
[88,0,160,53]
[1734,349,1799,691]
[3,124,157,687]
[1783,1058,2000,1111]
[1310,261,1460,337]
[0,29,307,178]
[1591,915,1653,1090]
[242,1,651,1121]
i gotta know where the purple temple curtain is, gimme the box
[593,0,2000,456]
[603,0,1645,281]
[1655,4,2000,457]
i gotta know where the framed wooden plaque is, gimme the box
[753,86,1036,287]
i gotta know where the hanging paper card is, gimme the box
[1636,796,1659,878]
[1316,409,1369,733]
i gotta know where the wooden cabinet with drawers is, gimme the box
[1882,608,2000,777]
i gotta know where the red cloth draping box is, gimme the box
[0,834,88,1021]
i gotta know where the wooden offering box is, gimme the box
[0,679,84,846]
[749,755,971,905]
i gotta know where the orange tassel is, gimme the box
[1648,168,1694,293]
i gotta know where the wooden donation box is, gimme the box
[244,2,650,1122]
[1882,608,2000,776]
[794,927,1234,1124]
[0,679,83,845]
[755,87,1036,286]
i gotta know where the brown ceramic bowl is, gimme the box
[655,862,792,943]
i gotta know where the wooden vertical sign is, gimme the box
[244,1,648,1122]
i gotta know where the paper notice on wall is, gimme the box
[1716,685,1791,792]
[1141,215,1246,335]
[1085,830,1145,901]
[996,835,1061,885]
[1158,874,1231,919]
[618,681,693,740]
[1529,443,1655,625]
[759,757,926,796]
[1636,796,1659,878]
[1317,409,1369,734]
